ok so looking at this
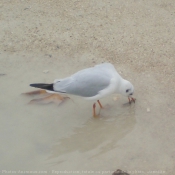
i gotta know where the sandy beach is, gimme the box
[0,0,175,175]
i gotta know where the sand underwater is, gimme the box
[0,0,175,175]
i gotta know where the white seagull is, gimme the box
[30,63,135,117]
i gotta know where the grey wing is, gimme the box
[53,68,111,97]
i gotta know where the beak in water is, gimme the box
[128,97,136,103]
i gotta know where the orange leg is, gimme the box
[128,97,131,103]
[97,100,103,108]
[93,103,98,118]
[131,97,136,103]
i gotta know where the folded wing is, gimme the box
[53,67,112,97]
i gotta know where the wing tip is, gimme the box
[30,83,54,91]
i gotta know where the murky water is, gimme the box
[1,52,175,175]
[1,1,175,174]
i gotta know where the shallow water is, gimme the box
[1,0,175,174]
[1,52,175,175]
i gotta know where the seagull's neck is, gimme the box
[115,78,127,94]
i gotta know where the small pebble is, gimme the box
[43,70,49,73]
[112,169,130,175]
[0,73,6,76]
[113,96,118,101]
[147,108,150,112]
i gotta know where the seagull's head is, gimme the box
[120,79,134,97]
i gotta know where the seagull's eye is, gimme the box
[126,89,129,93]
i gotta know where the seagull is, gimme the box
[30,63,135,117]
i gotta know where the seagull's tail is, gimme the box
[30,83,54,91]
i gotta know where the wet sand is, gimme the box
[0,0,175,175]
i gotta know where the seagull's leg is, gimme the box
[93,103,98,118]
[128,97,131,104]
[131,97,136,103]
[97,100,103,108]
